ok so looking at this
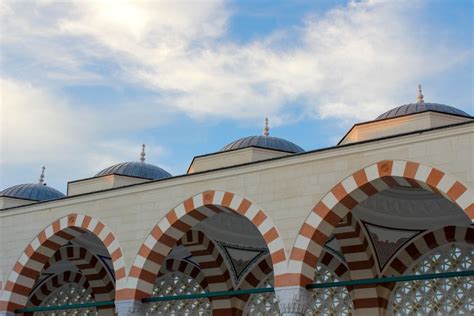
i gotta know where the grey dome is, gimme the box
[95,162,172,180]
[376,103,471,120]
[221,136,304,153]
[1,183,65,201]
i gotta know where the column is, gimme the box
[115,300,146,316]
[275,286,311,316]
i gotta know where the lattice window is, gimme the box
[245,266,353,315]
[147,272,211,315]
[390,243,474,315]
[34,283,96,316]
[246,278,279,315]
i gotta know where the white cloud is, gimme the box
[0,0,471,188]
[1,0,469,122]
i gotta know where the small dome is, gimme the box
[376,85,471,120]
[221,118,304,153]
[95,144,172,180]
[221,135,304,153]
[95,161,172,180]
[1,183,65,201]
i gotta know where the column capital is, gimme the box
[115,299,146,316]
[275,286,312,315]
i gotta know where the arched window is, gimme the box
[390,243,474,315]
[245,266,353,315]
[35,283,96,316]
[147,272,211,315]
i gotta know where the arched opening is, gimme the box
[0,214,125,315]
[287,160,473,315]
[124,190,286,315]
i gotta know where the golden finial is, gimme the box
[38,166,45,184]
[262,117,269,136]
[416,84,424,103]
[140,144,146,162]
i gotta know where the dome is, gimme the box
[220,118,304,153]
[0,167,65,201]
[376,85,471,120]
[95,145,172,180]
[95,161,172,180]
[0,183,65,201]
[221,135,304,153]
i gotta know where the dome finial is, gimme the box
[38,166,45,184]
[140,144,146,162]
[416,84,424,103]
[263,117,269,136]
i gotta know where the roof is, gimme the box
[220,135,304,153]
[0,183,65,201]
[376,103,471,120]
[95,161,172,180]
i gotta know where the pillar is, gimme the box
[275,286,311,316]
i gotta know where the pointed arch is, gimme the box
[122,190,286,306]
[284,160,473,288]
[28,272,92,307]
[157,258,209,291]
[44,246,115,301]
[0,214,125,313]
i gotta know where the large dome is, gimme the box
[0,183,65,201]
[95,145,172,180]
[220,118,304,153]
[376,85,471,120]
[95,161,171,180]
[376,102,470,120]
[221,135,304,153]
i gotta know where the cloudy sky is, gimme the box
[1,0,473,192]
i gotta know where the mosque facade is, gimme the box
[0,87,473,315]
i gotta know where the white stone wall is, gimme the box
[0,123,472,290]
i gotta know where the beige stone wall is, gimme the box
[0,123,472,289]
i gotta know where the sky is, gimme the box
[0,0,473,192]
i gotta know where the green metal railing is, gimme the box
[15,270,474,313]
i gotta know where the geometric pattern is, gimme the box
[390,243,474,315]
[28,271,92,307]
[147,271,211,315]
[35,282,96,316]
[288,159,474,290]
[0,214,125,313]
[124,190,285,304]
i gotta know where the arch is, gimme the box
[285,160,473,288]
[383,225,473,277]
[44,245,115,301]
[178,230,236,314]
[157,258,209,291]
[28,271,92,307]
[0,214,126,313]
[123,190,286,305]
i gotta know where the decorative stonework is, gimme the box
[217,240,268,285]
[275,286,312,315]
[390,243,474,315]
[363,221,423,270]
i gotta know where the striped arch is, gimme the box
[378,225,474,309]
[0,214,125,313]
[44,246,115,301]
[334,213,384,314]
[285,160,474,289]
[28,271,92,307]
[383,225,474,277]
[157,258,209,291]
[123,190,285,304]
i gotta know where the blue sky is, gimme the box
[1,0,473,192]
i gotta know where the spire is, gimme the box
[262,117,269,136]
[416,84,424,103]
[140,144,146,162]
[38,166,45,184]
